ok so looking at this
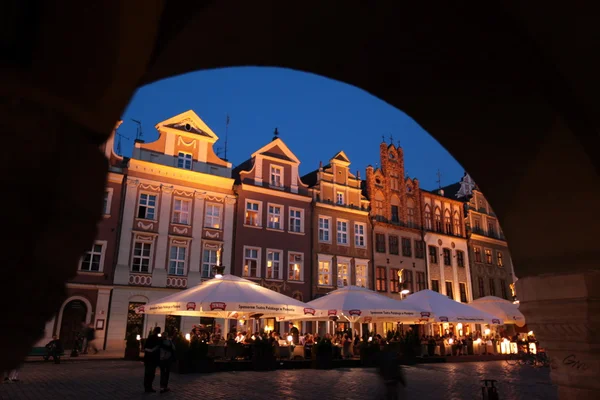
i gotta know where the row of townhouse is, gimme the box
[38,110,516,351]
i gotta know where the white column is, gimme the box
[94,288,112,349]
[114,181,139,285]
[452,256,460,301]
[152,188,173,287]
[223,197,236,274]
[188,193,206,286]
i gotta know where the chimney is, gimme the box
[356,170,361,179]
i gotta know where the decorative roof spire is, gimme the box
[272,127,279,141]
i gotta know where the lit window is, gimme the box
[337,263,349,287]
[355,264,368,288]
[243,247,260,278]
[485,249,493,264]
[177,152,192,170]
[245,200,261,226]
[288,252,303,281]
[318,260,332,286]
[204,203,222,229]
[497,251,504,267]
[474,247,482,263]
[268,205,282,230]
[201,248,217,278]
[168,245,186,276]
[266,250,282,279]
[172,199,191,224]
[137,193,157,220]
[132,241,152,273]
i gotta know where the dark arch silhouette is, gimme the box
[2,2,598,395]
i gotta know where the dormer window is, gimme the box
[336,192,344,205]
[177,152,192,170]
[270,165,283,187]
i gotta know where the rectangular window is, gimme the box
[375,200,384,216]
[497,251,504,267]
[404,270,414,294]
[424,210,432,230]
[375,233,386,253]
[204,203,222,229]
[500,279,508,299]
[337,220,348,245]
[485,249,493,264]
[407,207,415,227]
[388,235,399,255]
[354,223,366,247]
[416,271,426,292]
[474,247,482,263]
[243,247,260,278]
[266,249,282,279]
[355,264,368,288]
[270,165,283,187]
[132,241,152,273]
[337,262,349,287]
[390,175,399,191]
[336,192,344,205]
[245,200,261,227]
[459,283,468,303]
[267,204,283,230]
[445,281,454,300]
[414,240,425,259]
[289,208,303,233]
[137,193,157,220]
[390,268,400,293]
[318,216,331,242]
[391,205,400,223]
[401,238,412,257]
[168,245,186,276]
[288,252,303,281]
[177,152,192,170]
[428,245,438,264]
[488,221,496,236]
[431,279,440,293]
[456,250,465,267]
[172,198,191,225]
[103,189,113,215]
[318,260,332,286]
[201,249,217,278]
[478,277,485,297]
[443,248,451,266]
[80,243,104,272]
[376,266,387,292]
[489,278,496,296]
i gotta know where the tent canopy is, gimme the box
[137,274,314,319]
[471,296,526,327]
[401,290,502,324]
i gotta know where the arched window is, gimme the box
[374,192,384,217]
[434,207,442,232]
[453,211,461,236]
[424,205,432,230]
[407,198,416,228]
[391,195,400,223]
[444,209,452,235]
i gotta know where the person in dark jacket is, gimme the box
[143,327,161,393]
[44,336,63,364]
[378,345,407,399]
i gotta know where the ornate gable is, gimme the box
[251,137,300,164]
[155,110,219,142]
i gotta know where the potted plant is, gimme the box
[124,331,141,360]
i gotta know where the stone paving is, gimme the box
[0,360,556,400]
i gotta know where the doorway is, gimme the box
[59,300,88,349]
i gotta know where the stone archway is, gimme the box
[57,298,92,349]
[1,3,599,398]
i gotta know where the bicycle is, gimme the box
[505,351,550,368]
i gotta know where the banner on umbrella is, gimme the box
[141,301,308,315]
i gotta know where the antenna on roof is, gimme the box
[389,134,394,144]
[224,114,230,161]
[131,119,143,141]
[436,169,442,189]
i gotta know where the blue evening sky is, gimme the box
[118,67,463,190]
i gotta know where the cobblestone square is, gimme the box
[0,360,556,400]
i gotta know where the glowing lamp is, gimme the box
[185,333,191,341]
[484,328,491,336]
[475,338,482,344]
[287,335,293,343]
[448,338,454,344]
[401,289,410,295]
[136,335,141,341]
[528,331,534,336]
[368,336,373,342]
[157,333,162,338]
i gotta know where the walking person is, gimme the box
[377,345,407,400]
[159,330,176,393]
[143,327,161,393]
[82,323,99,354]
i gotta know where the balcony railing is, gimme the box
[316,198,368,211]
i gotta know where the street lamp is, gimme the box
[212,245,225,278]
[397,269,410,299]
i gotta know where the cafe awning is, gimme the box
[470,296,526,327]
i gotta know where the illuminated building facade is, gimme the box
[106,110,236,351]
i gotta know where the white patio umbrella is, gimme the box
[401,290,502,325]
[470,296,526,327]
[136,274,315,320]
[294,286,427,324]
